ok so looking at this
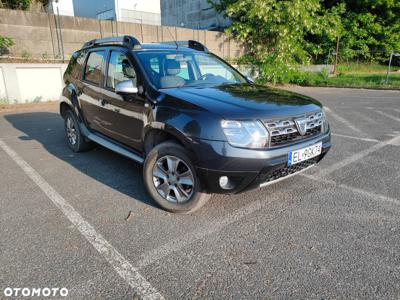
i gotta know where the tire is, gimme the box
[64,110,93,152]
[143,141,211,213]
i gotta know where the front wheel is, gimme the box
[64,110,93,152]
[143,142,211,213]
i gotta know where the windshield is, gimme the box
[136,50,247,89]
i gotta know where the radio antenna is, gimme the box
[166,27,179,49]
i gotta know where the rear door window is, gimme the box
[84,51,105,85]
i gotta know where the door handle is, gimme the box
[101,99,108,106]
[114,108,120,113]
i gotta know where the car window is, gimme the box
[137,51,246,89]
[177,61,190,80]
[106,51,137,90]
[150,57,160,74]
[194,54,237,81]
[84,51,105,85]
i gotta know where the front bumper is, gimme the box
[193,131,331,194]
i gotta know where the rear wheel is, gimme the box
[143,142,211,213]
[64,110,93,152]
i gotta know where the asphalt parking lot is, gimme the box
[1,87,400,299]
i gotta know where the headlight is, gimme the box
[221,120,269,148]
[321,110,330,133]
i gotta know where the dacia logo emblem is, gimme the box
[295,118,307,135]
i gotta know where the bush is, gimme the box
[0,36,14,55]
[1,0,30,10]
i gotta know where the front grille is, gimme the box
[264,111,324,147]
[259,157,318,186]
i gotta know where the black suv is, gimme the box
[60,36,331,213]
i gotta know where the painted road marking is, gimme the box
[314,135,400,178]
[301,174,400,206]
[135,135,400,269]
[332,133,380,143]
[375,110,400,123]
[0,139,164,300]
[325,107,365,135]
[354,111,379,125]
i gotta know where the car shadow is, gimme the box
[4,112,159,209]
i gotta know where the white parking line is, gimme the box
[332,133,380,143]
[324,107,365,135]
[302,174,400,206]
[354,111,379,125]
[134,134,400,270]
[315,135,400,178]
[375,110,400,123]
[136,198,264,269]
[0,139,164,300]
[135,192,297,270]
[135,133,400,269]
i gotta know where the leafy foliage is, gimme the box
[211,0,400,83]
[324,0,400,63]
[0,36,14,49]
[1,0,31,10]
[211,0,342,83]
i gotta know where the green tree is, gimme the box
[323,0,400,62]
[211,0,342,83]
[1,0,31,10]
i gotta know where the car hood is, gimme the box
[161,84,322,119]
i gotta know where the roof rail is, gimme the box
[161,40,208,52]
[82,35,141,50]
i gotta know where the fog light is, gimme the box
[219,176,228,186]
[219,176,229,189]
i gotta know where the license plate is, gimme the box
[288,142,322,166]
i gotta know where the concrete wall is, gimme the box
[0,8,244,60]
[0,63,67,103]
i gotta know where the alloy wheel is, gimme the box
[66,116,77,145]
[152,155,195,203]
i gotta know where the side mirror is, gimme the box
[115,80,138,95]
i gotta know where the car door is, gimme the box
[79,50,108,133]
[98,49,146,150]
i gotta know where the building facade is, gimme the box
[46,0,161,25]
[46,0,75,16]
[160,0,231,30]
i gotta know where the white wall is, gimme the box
[48,0,75,16]
[16,68,63,103]
[0,64,67,104]
[116,0,161,25]
[116,0,160,15]
[0,67,7,100]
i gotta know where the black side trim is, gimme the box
[78,122,144,164]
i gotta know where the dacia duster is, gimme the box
[60,36,331,213]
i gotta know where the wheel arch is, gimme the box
[60,83,83,121]
[143,124,197,162]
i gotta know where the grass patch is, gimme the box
[290,63,400,89]
[337,62,400,74]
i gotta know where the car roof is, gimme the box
[84,43,198,52]
[138,43,194,51]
